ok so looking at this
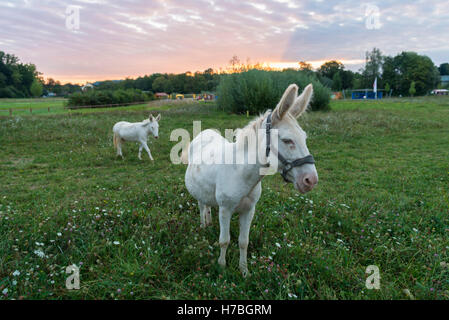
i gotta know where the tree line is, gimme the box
[78,51,449,97]
[316,48,445,96]
[0,51,42,98]
[1,49,447,99]
[94,69,220,94]
[0,51,222,98]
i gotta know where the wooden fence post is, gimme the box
[10,108,12,116]
[48,107,50,113]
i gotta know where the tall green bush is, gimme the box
[217,69,331,114]
[30,80,43,97]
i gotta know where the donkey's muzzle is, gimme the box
[295,172,318,193]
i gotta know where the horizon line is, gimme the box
[43,59,366,85]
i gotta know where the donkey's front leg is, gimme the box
[239,206,255,277]
[141,140,154,160]
[218,206,232,268]
[199,202,212,228]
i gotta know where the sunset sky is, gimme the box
[1,0,448,84]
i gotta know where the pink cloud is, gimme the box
[0,0,447,83]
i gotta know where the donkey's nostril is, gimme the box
[303,174,318,187]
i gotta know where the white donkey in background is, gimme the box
[113,114,161,160]
[185,84,318,276]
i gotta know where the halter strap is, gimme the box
[264,112,315,182]
[265,112,272,158]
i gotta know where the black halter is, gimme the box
[265,112,315,182]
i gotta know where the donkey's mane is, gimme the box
[235,110,271,145]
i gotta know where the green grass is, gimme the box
[0,97,448,300]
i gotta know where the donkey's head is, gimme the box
[271,84,318,193]
[145,113,161,139]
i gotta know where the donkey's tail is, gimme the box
[181,141,190,165]
[113,132,119,149]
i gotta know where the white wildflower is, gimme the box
[34,249,46,258]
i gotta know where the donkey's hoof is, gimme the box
[205,213,212,226]
[239,264,249,277]
[218,258,226,268]
[241,269,250,278]
[204,220,212,227]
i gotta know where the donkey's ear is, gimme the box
[149,114,154,121]
[155,113,161,122]
[273,84,298,123]
[290,84,313,118]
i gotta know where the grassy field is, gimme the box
[0,97,448,300]
[0,98,68,116]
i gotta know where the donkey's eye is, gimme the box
[282,139,294,145]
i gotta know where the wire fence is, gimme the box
[65,100,149,110]
[0,107,54,116]
[0,98,199,116]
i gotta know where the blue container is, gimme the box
[351,91,382,99]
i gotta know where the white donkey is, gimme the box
[113,114,160,160]
[185,84,318,276]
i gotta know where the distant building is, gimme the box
[196,93,215,101]
[441,75,449,87]
[82,83,94,91]
[431,89,448,95]
[155,92,169,99]
[351,89,383,99]
[93,80,123,86]
[331,92,342,100]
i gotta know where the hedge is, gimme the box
[67,89,154,107]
